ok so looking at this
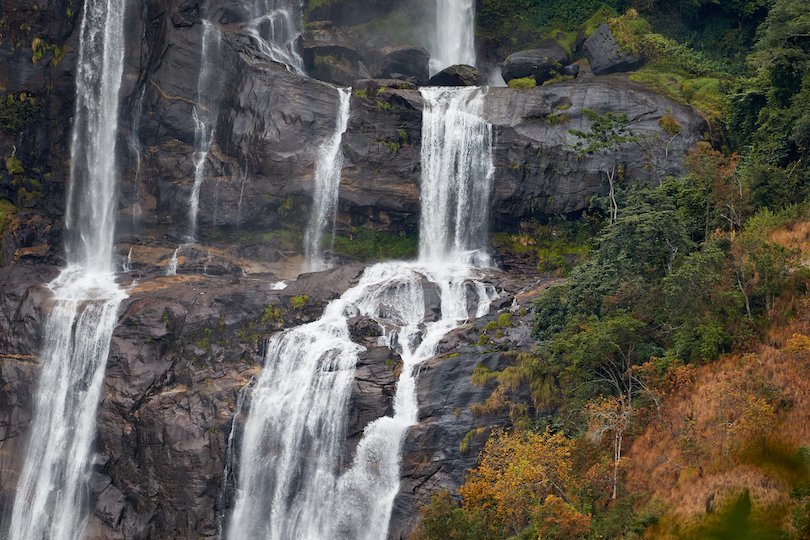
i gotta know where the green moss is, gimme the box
[5,156,23,174]
[30,37,64,66]
[544,112,570,124]
[543,74,574,86]
[373,99,392,111]
[354,88,369,99]
[333,228,417,262]
[0,199,15,237]
[379,139,400,153]
[290,295,310,310]
[491,220,593,277]
[507,77,537,89]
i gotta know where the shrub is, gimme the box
[507,76,536,89]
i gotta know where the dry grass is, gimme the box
[624,328,810,525]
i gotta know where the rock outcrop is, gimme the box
[427,64,480,87]
[501,40,571,84]
[583,23,644,75]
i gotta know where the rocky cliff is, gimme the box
[0,0,707,537]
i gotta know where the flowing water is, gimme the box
[187,20,222,243]
[227,86,495,539]
[420,86,494,266]
[7,0,128,535]
[304,88,352,271]
[244,0,305,73]
[429,0,476,76]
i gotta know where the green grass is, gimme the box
[333,228,417,262]
[629,68,729,122]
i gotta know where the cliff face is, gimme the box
[0,0,707,537]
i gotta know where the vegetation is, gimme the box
[0,92,42,134]
[418,1,810,538]
[506,77,537,89]
[333,228,417,261]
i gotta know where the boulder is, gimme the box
[300,23,364,86]
[376,46,430,85]
[501,40,570,84]
[583,23,644,75]
[427,64,479,87]
[562,63,580,77]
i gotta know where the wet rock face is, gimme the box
[583,23,644,75]
[0,264,58,519]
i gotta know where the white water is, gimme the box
[187,20,221,243]
[304,88,351,272]
[429,0,476,76]
[227,86,495,539]
[166,246,182,276]
[8,0,127,535]
[420,87,494,266]
[244,0,305,73]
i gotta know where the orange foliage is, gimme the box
[623,330,810,528]
[533,495,591,540]
[459,429,575,536]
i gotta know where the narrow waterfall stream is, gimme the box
[429,0,476,75]
[304,87,352,272]
[187,20,222,244]
[7,0,127,536]
[227,86,494,539]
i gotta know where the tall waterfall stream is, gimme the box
[7,0,128,536]
[227,86,495,539]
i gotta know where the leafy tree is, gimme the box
[458,429,576,537]
[570,110,639,224]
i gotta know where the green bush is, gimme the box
[0,93,43,134]
[507,77,537,89]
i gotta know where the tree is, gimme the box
[458,429,576,537]
[584,396,633,500]
[570,110,639,224]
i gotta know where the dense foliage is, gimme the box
[418,0,810,538]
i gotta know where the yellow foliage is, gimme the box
[459,429,575,536]
[785,332,810,355]
[533,495,591,540]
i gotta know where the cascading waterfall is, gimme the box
[304,87,352,272]
[419,86,493,266]
[429,0,476,76]
[226,86,495,539]
[7,0,128,536]
[245,0,305,73]
[187,20,222,244]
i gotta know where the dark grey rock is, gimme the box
[376,46,430,85]
[501,40,570,84]
[427,64,479,87]
[562,63,580,77]
[583,23,644,75]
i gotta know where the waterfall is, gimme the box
[226,87,495,539]
[7,0,128,535]
[166,246,181,276]
[304,87,352,272]
[429,0,476,76]
[187,20,221,243]
[245,0,305,73]
[420,87,493,266]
